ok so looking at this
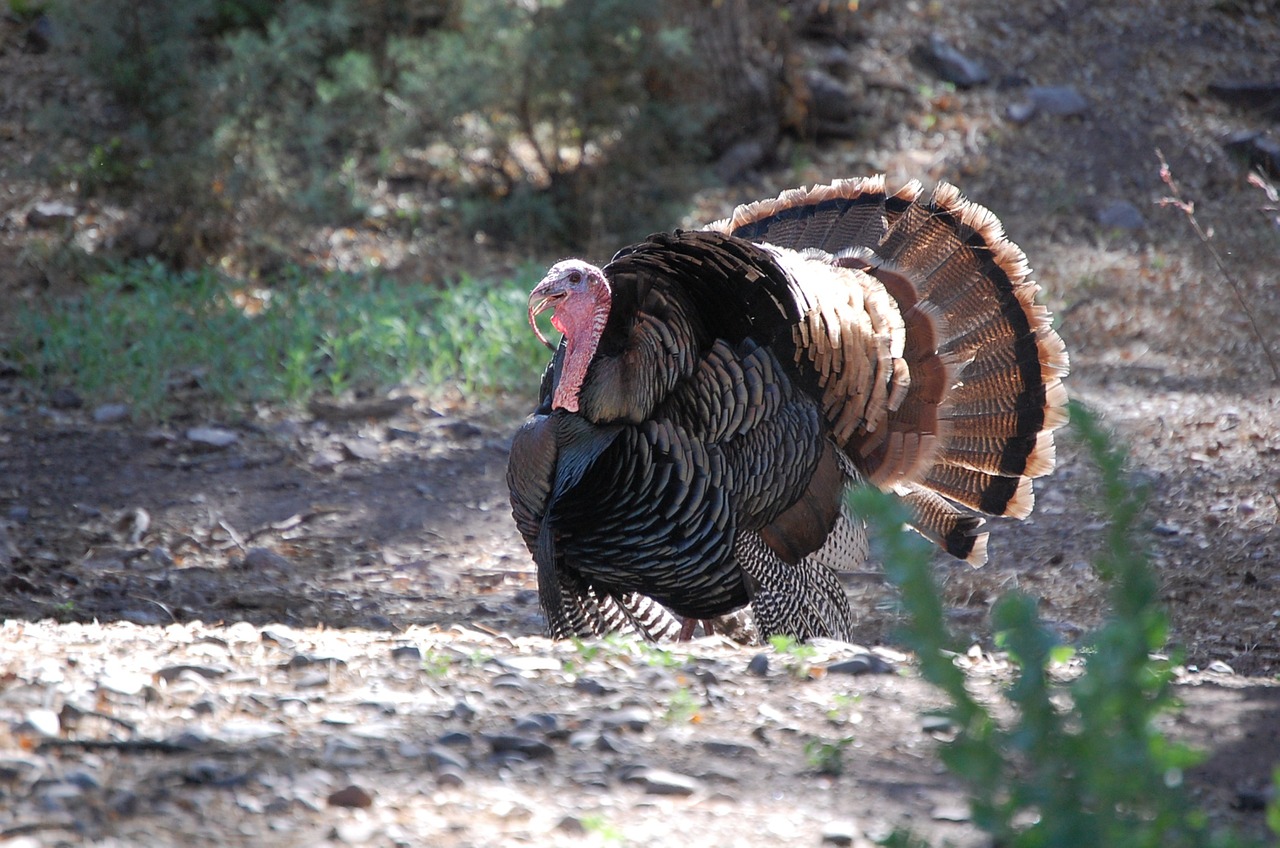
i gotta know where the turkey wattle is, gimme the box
[507,176,1070,642]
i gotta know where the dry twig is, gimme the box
[1155,149,1280,383]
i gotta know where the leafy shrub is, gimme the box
[45,0,803,265]
[853,401,1279,847]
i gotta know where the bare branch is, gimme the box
[1155,149,1280,383]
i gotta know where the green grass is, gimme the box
[7,259,550,418]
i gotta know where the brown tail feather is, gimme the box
[709,176,1068,559]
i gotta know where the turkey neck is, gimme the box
[571,273,700,424]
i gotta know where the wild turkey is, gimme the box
[507,176,1069,642]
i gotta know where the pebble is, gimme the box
[186,426,239,448]
[1206,660,1235,675]
[20,708,60,738]
[92,403,130,424]
[27,200,76,228]
[702,740,759,760]
[327,784,374,809]
[917,33,990,88]
[243,547,292,572]
[931,803,971,822]
[622,766,702,796]
[921,715,956,734]
[425,745,469,772]
[156,664,229,683]
[573,677,613,695]
[1096,200,1146,231]
[390,645,422,662]
[437,730,472,747]
[436,767,466,787]
[601,706,653,731]
[747,653,770,676]
[341,438,380,461]
[293,670,330,689]
[99,671,150,696]
[1028,85,1089,117]
[826,655,876,675]
[821,819,859,846]
[513,712,559,734]
[496,655,562,672]
[486,734,555,760]
[556,815,587,835]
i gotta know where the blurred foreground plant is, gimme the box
[856,400,1278,847]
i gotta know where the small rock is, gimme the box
[491,672,528,690]
[622,767,702,796]
[496,655,562,672]
[8,505,31,523]
[25,14,53,54]
[931,803,971,822]
[921,715,956,734]
[293,670,330,689]
[701,740,759,760]
[556,815,587,835]
[1096,200,1146,231]
[48,387,84,409]
[486,734,555,760]
[916,33,990,88]
[747,653,770,676]
[595,732,631,754]
[390,645,422,662]
[437,730,472,747]
[435,767,466,787]
[573,677,612,696]
[242,547,292,572]
[1206,80,1280,115]
[21,708,60,738]
[333,820,380,844]
[156,664,229,683]
[1007,85,1090,123]
[425,745,469,772]
[341,438,380,461]
[569,730,599,750]
[822,819,859,846]
[1206,660,1235,675]
[27,200,76,228]
[327,784,374,809]
[513,713,559,734]
[186,426,239,448]
[1224,130,1280,178]
[601,706,653,732]
[1234,787,1275,811]
[92,403,130,424]
[99,671,150,696]
[261,629,297,650]
[826,655,875,675]
[715,138,770,183]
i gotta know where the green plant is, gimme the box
[421,651,453,679]
[853,400,1278,847]
[580,813,625,846]
[8,260,549,418]
[769,633,818,679]
[826,693,861,725]
[805,735,855,776]
[663,686,701,725]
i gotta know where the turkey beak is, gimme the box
[528,287,562,351]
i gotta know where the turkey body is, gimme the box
[507,177,1069,642]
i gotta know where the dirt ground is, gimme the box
[2,1,1279,845]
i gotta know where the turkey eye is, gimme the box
[568,271,582,284]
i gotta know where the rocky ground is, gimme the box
[2,0,1280,846]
